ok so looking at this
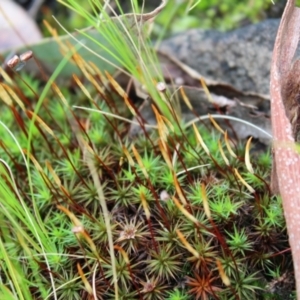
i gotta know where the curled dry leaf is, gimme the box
[281,59,300,141]
[270,0,300,296]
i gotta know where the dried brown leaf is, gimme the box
[270,0,300,295]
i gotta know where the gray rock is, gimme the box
[160,19,281,95]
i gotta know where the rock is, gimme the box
[160,19,281,95]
